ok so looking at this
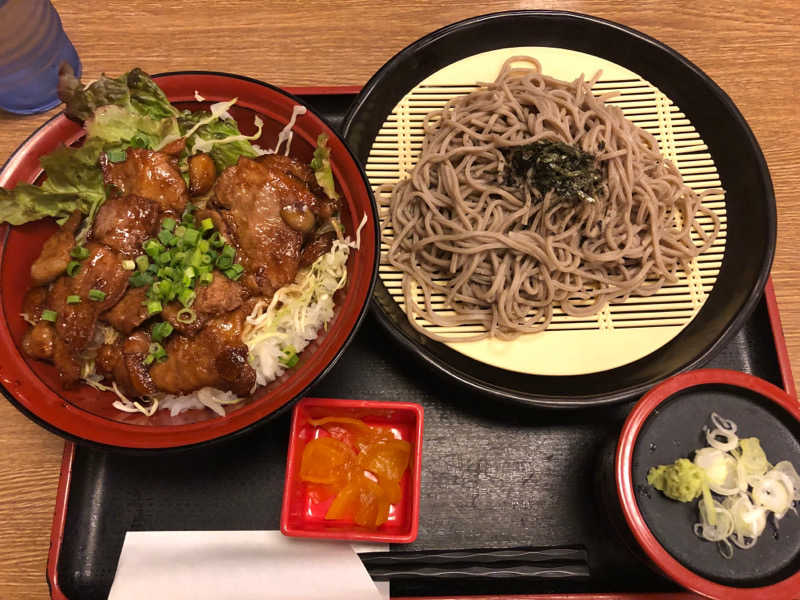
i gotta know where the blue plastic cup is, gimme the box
[0,0,81,115]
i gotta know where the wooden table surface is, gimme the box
[0,1,798,597]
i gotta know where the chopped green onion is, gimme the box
[130,271,153,287]
[197,264,212,276]
[197,239,210,253]
[88,289,106,302]
[161,217,176,232]
[158,229,176,246]
[172,250,186,265]
[105,148,127,163]
[144,354,155,366]
[221,244,235,259]
[178,288,196,308]
[151,321,173,343]
[183,228,200,246]
[145,300,163,316]
[157,249,172,265]
[200,217,214,232]
[175,225,187,239]
[151,280,172,299]
[158,266,176,280]
[224,265,244,280]
[176,308,196,324]
[280,347,299,368]
[66,295,81,304]
[147,263,159,274]
[200,253,213,265]
[146,342,167,364]
[209,232,224,248]
[41,309,58,322]
[121,259,136,271]
[70,245,89,260]
[144,239,164,259]
[66,260,81,277]
[135,255,149,272]
[216,255,233,270]
[199,271,213,285]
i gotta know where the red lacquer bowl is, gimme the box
[0,73,379,449]
[616,369,800,599]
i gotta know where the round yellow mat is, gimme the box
[366,47,726,376]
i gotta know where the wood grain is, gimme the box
[1,1,798,598]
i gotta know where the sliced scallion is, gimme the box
[70,245,89,260]
[145,300,163,315]
[105,148,127,163]
[88,289,106,302]
[151,321,173,343]
[176,307,196,324]
[178,288,196,308]
[66,260,81,277]
[130,271,153,288]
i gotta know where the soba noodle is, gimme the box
[384,56,720,342]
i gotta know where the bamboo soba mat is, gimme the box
[366,47,726,376]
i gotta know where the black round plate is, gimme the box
[632,385,800,586]
[342,10,775,408]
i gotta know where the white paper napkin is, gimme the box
[107,531,389,600]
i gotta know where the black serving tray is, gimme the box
[47,91,794,600]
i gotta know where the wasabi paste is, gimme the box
[647,458,704,502]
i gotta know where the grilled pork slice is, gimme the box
[101,286,150,335]
[29,210,81,286]
[161,272,247,336]
[43,243,130,387]
[212,157,304,297]
[96,331,157,397]
[90,194,160,257]
[259,154,340,220]
[149,308,255,396]
[102,148,188,213]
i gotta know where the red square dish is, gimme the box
[281,397,423,543]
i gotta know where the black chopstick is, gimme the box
[358,546,589,582]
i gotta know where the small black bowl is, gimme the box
[615,369,800,599]
[342,10,775,408]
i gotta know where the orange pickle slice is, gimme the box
[299,437,355,486]
[299,416,411,528]
[326,474,390,528]
[309,416,394,452]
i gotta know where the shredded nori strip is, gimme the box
[503,140,604,202]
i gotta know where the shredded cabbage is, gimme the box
[244,237,350,385]
[273,105,307,155]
